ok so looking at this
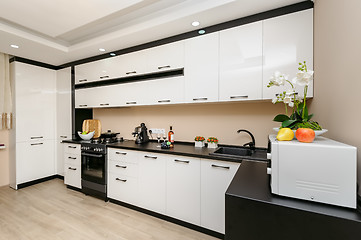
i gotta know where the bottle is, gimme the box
[168,126,174,147]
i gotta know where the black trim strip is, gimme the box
[71,66,76,140]
[75,68,184,89]
[10,56,58,70]
[66,185,82,192]
[17,174,64,189]
[109,198,224,239]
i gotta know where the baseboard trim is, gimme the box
[109,198,224,239]
[17,174,64,189]
[66,185,82,192]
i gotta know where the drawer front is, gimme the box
[64,164,81,188]
[108,173,139,205]
[109,160,138,177]
[64,153,81,166]
[64,143,81,155]
[108,148,139,164]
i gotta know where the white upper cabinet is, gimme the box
[184,32,219,103]
[219,21,263,102]
[262,9,313,100]
[75,57,118,84]
[115,50,148,77]
[146,77,185,105]
[147,41,185,73]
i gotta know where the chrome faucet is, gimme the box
[237,129,256,151]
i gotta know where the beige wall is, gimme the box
[0,130,9,186]
[312,0,361,192]
[94,102,285,148]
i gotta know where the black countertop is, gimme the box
[62,139,267,163]
[226,160,361,222]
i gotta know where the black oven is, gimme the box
[81,142,107,200]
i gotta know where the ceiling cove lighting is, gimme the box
[198,29,206,35]
[10,44,19,48]
[99,48,106,52]
[191,21,200,27]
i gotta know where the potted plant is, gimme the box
[194,136,205,148]
[268,61,325,134]
[207,137,218,148]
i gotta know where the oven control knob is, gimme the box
[95,148,98,152]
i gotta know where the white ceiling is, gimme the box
[0,0,305,66]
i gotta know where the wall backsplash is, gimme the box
[93,101,285,148]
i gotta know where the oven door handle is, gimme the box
[82,152,104,158]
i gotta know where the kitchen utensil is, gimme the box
[82,119,101,138]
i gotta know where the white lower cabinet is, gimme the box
[63,143,81,188]
[166,156,201,225]
[200,159,240,234]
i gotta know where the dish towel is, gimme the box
[0,53,12,130]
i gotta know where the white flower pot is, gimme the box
[207,142,218,148]
[194,141,205,148]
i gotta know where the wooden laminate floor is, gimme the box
[0,179,220,240]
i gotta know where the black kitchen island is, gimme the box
[225,161,361,240]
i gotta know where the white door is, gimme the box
[184,32,219,103]
[219,21,263,102]
[115,50,148,77]
[201,159,240,234]
[263,9,313,100]
[166,156,201,225]
[147,77,185,105]
[75,57,119,84]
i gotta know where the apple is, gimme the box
[296,128,315,143]
[82,131,89,135]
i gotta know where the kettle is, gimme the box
[132,123,150,144]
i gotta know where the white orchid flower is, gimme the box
[272,97,278,104]
[283,95,292,105]
[288,102,294,108]
[292,70,314,86]
[269,71,288,86]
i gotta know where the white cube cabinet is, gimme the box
[166,156,201,225]
[63,143,81,189]
[262,9,313,100]
[115,50,148,78]
[219,21,263,102]
[201,159,240,234]
[75,57,119,84]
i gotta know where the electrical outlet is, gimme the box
[150,128,163,134]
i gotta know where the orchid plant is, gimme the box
[268,61,322,130]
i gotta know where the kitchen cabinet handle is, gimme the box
[126,71,137,75]
[60,136,67,138]
[158,65,171,70]
[174,159,190,164]
[275,92,298,97]
[115,165,127,169]
[68,167,77,171]
[31,136,43,139]
[68,157,77,160]
[68,146,77,149]
[31,143,43,146]
[79,104,88,107]
[126,101,137,105]
[193,97,208,101]
[158,99,171,103]
[79,79,87,82]
[99,75,109,79]
[211,164,230,170]
[115,152,127,155]
[115,178,127,182]
[144,155,157,159]
[100,103,110,106]
[230,95,248,99]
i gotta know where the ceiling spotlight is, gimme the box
[10,44,19,49]
[192,21,200,27]
[198,29,206,35]
[110,53,116,56]
[99,48,106,52]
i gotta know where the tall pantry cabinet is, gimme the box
[9,62,71,189]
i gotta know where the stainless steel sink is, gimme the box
[210,146,252,158]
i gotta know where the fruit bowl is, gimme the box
[273,128,328,136]
[78,131,95,140]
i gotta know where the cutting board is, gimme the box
[82,119,101,138]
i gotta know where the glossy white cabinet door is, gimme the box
[138,152,166,214]
[219,21,263,102]
[64,163,81,188]
[56,67,72,176]
[185,33,219,103]
[147,41,184,73]
[108,173,139,205]
[14,62,56,142]
[147,77,185,105]
[75,57,118,84]
[263,9,313,100]
[115,50,148,77]
[75,88,96,108]
[166,156,201,225]
[16,140,56,184]
[201,159,240,234]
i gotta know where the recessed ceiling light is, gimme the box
[198,30,206,35]
[192,21,200,27]
[10,44,19,49]
[110,53,116,56]
[99,48,106,52]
